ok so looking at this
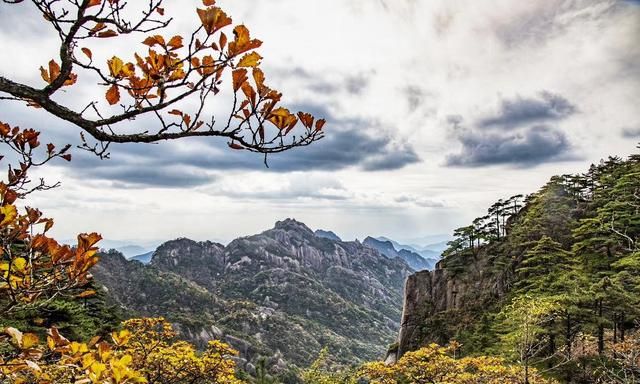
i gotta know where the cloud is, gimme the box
[208,174,351,201]
[88,166,216,188]
[445,91,578,167]
[405,86,425,113]
[622,126,640,138]
[478,91,576,129]
[51,102,420,188]
[394,194,445,208]
[446,125,571,167]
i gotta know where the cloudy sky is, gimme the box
[1,0,639,247]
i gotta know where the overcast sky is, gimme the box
[1,0,639,247]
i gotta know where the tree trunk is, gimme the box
[597,299,604,355]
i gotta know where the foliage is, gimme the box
[423,150,640,383]
[0,0,324,158]
[1,316,245,383]
[0,123,102,316]
[359,343,557,384]
[300,347,356,384]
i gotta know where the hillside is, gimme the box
[395,153,640,382]
[92,219,413,372]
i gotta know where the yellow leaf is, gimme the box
[237,52,262,68]
[0,204,17,227]
[22,333,39,349]
[12,257,27,273]
[107,56,124,77]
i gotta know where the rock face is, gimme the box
[395,257,500,358]
[93,219,413,368]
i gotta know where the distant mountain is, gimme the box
[92,219,412,372]
[420,240,449,255]
[376,236,442,260]
[314,229,342,241]
[363,236,435,271]
[130,251,154,264]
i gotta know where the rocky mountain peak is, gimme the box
[272,218,314,235]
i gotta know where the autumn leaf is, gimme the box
[81,47,92,60]
[97,30,118,38]
[315,119,326,131]
[142,35,165,47]
[232,68,247,92]
[237,52,262,68]
[87,0,101,8]
[156,7,164,16]
[22,333,40,349]
[252,68,266,93]
[77,289,97,298]
[228,25,262,57]
[0,204,17,226]
[203,0,215,5]
[197,7,232,35]
[167,35,183,50]
[107,56,124,77]
[297,112,314,129]
[106,84,120,105]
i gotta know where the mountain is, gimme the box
[363,236,435,271]
[130,251,153,264]
[314,229,342,241]
[92,219,413,372]
[392,154,640,382]
[377,236,443,260]
[419,240,449,255]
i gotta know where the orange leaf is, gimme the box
[81,47,92,60]
[252,68,266,93]
[39,67,50,84]
[97,30,118,38]
[241,82,256,106]
[48,60,61,82]
[87,0,101,7]
[203,0,215,5]
[106,84,120,105]
[228,142,244,150]
[142,35,165,47]
[77,290,96,298]
[228,25,262,57]
[156,7,164,16]
[168,109,183,116]
[237,52,262,68]
[197,7,231,35]
[297,112,314,129]
[219,32,227,50]
[167,35,183,50]
[232,68,247,93]
[315,119,326,131]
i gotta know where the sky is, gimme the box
[0,0,639,247]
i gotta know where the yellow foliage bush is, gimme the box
[359,343,558,384]
[1,317,244,384]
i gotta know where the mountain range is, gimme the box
[363,237,438,271]
[92,219,413,373]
